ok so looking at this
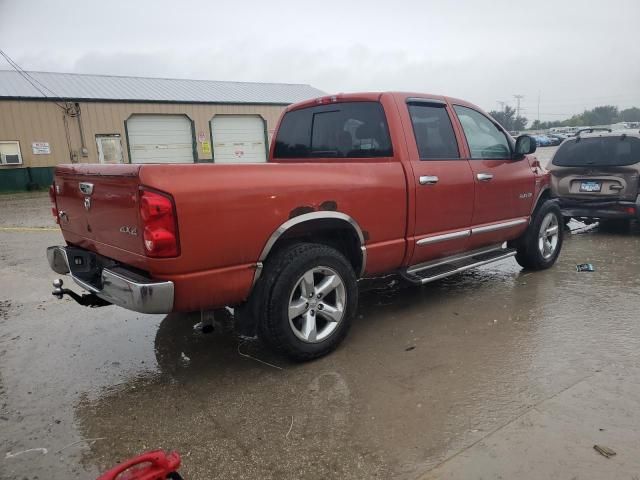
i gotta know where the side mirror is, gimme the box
[514,135,536,158]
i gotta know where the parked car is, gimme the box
[47,92,563,360]
[532,134,553,147]
[545,133,566,146]
[549,130,640,228]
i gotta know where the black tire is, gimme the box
[514,201,564,270]
[258,243,358,361]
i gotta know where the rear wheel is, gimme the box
[514,201,563,270]
[259,243,358,361]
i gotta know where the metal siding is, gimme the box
[0,70,325,104]
[0,100,286,169]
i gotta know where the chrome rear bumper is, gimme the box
[47,246,174,314]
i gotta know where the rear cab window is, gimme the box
[273,101,393,159]
[407,101,460,160]
[552,136,640,167]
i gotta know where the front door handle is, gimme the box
[477,173,494,181]
[419,175,439,185]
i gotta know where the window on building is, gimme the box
[408,103,460,160]
[96,134,124,164]
[453,106,512,159]
[274,101,393,158]
[0,141,23,166]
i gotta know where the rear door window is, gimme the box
[274,101,393,158]
[453,105,512,159]
[407,103,460,160]
[552,136,640,167]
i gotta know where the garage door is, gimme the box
[126,115,194,164]
[210,115,267,163]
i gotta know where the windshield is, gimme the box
[552,136,640,167]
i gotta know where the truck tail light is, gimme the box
[139,189,179,258]
[49,184,59,224]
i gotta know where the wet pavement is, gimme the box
[1,192,640,479]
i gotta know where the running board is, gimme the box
[401,247,517,285]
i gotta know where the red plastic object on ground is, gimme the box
[96,450,182,480]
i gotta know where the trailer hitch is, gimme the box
[52,278,111,307]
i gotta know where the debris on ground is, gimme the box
[286,415,294,439]
[569,222,599,235]
[237,341,284,370]
[594,445,616,458]
[576,263,595,272]
[56,437,106,453]
[405,346,416,351]
[5,448,48,459]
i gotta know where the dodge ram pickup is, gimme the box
[47,92,563,360]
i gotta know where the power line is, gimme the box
[0,49,67,110]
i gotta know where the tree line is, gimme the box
[488,106,528,132]
[488,105,640,131]
[528,106,640,130]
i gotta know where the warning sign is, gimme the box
[32,142,51,154]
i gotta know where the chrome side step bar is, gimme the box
[401,246,517,285]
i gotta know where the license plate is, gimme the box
[580,181,601,192]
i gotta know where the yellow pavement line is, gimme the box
[0,226,59,232]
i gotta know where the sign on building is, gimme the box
[32,142,51,155]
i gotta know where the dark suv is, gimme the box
[549,129,640,228]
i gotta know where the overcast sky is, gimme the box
[1,0,639,121]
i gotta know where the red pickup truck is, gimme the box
[47,92,563,360]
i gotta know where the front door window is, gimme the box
[453,106,511,159]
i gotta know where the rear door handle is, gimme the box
[419,175,439,185]
[477,173,494,181]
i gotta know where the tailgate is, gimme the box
[54,164,145,255]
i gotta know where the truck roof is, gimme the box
[286,91,478,112]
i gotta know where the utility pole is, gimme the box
[514,94,524,118]
[537,91,540,123]
[496,100,507,112]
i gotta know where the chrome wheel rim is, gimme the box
[538,212,559,259]
[288,267,346,343]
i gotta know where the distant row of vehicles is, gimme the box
[531,133,567,147]
[531,122,640,147]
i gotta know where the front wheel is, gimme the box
[259,243,358,361]
[514,201,564,270]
